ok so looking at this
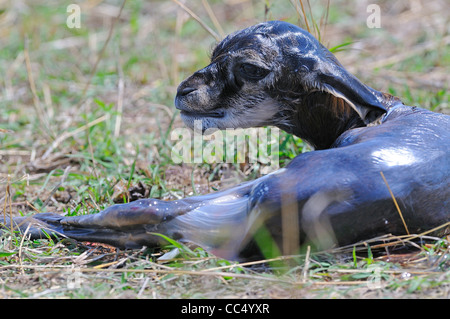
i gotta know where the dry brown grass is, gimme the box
[0,0,449,299]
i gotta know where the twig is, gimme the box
[79,0,127,102]
[298,0,311,34]
[201,0,225,39]
[18,223,31,275]
[93,260,122,269]
[114,47,125,138]
[200,254,303,272]
[380,171,410,235]
[2,176,9,229]
[87,133,99,180]
[43,114,109,159]
[0,150,31,156]
[320,0,330,43]
[26,200,41,213]
[171,0,221,41]
[371,221,450,249]
[137,277,150,297]
[42,165,72,209]
[313,268,443,276]
[7,176,13,233]
[302,245,311,282]
[1,265,295,285]
[24,40,55,140]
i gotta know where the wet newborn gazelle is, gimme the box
[5,21,449,260]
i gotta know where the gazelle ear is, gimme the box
[257,20,388,123]
[317,67,387,124]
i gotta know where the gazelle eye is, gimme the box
[239,63,269,80]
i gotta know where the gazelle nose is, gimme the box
[178,87,197,96]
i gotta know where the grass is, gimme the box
[0,0,449,299]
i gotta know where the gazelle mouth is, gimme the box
[180,110,225,118]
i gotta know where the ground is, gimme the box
[0,0,449,299]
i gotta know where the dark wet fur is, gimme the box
[4,21,449,260]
